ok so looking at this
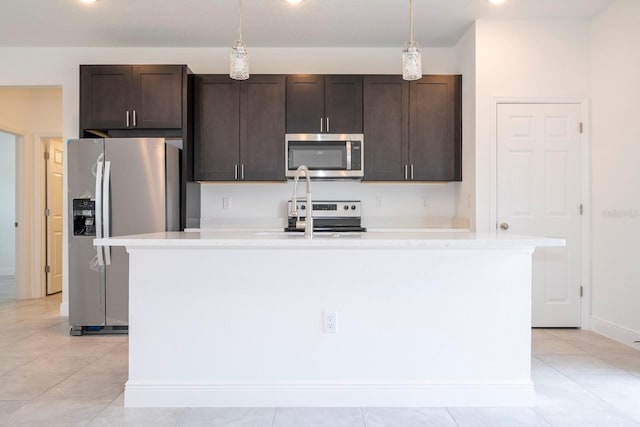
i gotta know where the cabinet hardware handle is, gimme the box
[500,223,510,231]
[326,117,330,133]
[234,164,238,180]
[411,164,414,180]
[126,111,130,127]
[320,117,323,133]
[404,165,408,180]
[241,164,245,180]
[132,110,137,127]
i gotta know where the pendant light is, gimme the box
[402,0,422,81]
[230,0,249,80]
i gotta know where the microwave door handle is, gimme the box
[95,160,104,266]
[346,140,352,170]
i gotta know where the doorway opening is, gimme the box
[0,86,63,305]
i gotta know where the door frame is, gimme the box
[41,136,64,296]
[491,97,591,329]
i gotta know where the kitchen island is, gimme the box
[95,230,563,408]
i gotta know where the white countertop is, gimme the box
[95,230,564,250]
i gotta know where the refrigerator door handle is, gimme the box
[95,160,104,266]
[103,161,112,266]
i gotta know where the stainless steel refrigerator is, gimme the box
[68,138,180,335]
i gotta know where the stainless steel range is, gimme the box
[285,200,366,233]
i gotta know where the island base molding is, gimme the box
[125,381,535,407]
[122,243,551,408]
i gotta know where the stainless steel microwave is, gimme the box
[285,134,364,179]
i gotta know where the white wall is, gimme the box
[454,23,477,230]
[0,132,16,275]
[474,20,590,232]
[0,46,464,313]
[590,0,640,342]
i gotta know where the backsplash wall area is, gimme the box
[199,182,467,229]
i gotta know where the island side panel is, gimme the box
[125,246,534,407]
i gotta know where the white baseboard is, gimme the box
[590,316,640,349]
[59,301,69,317]
[124,381,535,408]
[0,267,15,276]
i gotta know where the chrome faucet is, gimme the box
[290,165,313,239]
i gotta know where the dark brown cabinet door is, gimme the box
[409,75,462,181]
[80,65,185,133]
[80,65,132,130]
[193,76,241,181]
[325,75,363,134]
[286,75,362,133]
[363,76,408,181]
[286,75,324,133]
[131,65,183,129]
[240,75,286,181]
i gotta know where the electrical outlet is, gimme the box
[423,197,431,208]
[376,197,383,208]
[222,197,230,210]
[323,311,337,334]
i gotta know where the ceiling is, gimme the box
[2,0,614,48]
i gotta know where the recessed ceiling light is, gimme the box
[287,0,303,4]
[487,0,506,4]
[81,0,97,3]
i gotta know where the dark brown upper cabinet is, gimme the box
[409,75,462,181]
[193,75,286,182]
[363,75,462,182]
[363,76,409,181]
[286,75,363,134]
[80,65,185,133]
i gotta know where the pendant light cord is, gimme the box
[409,0,414,43]
[238,0,243,41]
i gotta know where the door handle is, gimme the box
[102,161,112,266]
[132,110,137,127]
[95,160,104,266]
[126,111,130,128]
[326,117,330,133]
[320,117,323,133]
[500,223,509,231]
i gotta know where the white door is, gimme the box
[46,139,64,295]
[497,103,582,327]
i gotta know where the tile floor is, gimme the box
[1,275,640,426]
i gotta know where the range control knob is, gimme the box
[301,205,306,210]
[351,205,356,210]
[343,205,349,210]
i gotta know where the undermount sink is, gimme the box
[252,231,363,239]
[252,231,289,236]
